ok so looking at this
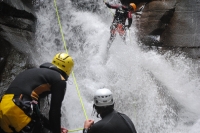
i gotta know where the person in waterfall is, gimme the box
[104,1,137,50]
[82,88,137,133]
[0,52,74,133]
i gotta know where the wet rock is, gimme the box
[136,0,200,58]
[0,0,200,97]
[0,0,36,96]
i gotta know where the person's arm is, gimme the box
[104,2,120,9]
[49,80,66,133]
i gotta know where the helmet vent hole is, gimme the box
[62,65,65,67]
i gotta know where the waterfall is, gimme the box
[34,0,200,133]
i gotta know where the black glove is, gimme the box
[105,2,111,8]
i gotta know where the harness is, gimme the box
[11,94,45,133]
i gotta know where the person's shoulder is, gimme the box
[22,67,40,74]
[116,111,132,119]
[117,111,128,116]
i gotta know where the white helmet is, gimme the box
[94,88,114,107]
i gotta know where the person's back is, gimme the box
[0,53,74,133]
[105,3,130,25]
[113,5,129,25]
[6,67,63,98]
[1,64,67,133]
[83,88,137,133]
[88,110,134,133]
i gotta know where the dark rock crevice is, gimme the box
[141,7,175,46]
[0,37,11,83]
[0,2,35,21]
[0,2,36,32]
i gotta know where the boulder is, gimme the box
[135,0,200,58]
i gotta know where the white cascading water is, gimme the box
[33,0,200,133]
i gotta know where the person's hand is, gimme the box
[61,127,68,133]
[104,2,109,6]
[84,119,94,129]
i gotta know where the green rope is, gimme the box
[53,0,88,132]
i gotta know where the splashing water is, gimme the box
[34,0,200,133]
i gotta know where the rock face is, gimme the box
[0,0,36,95]
[0,0,200,95]
[130,0,200,58]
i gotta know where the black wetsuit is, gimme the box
[5,63,67,133]
[86,110,137,133]
[105,2,132,28]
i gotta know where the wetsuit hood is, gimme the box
[94,104,114,118]
[39,62,68,80]
[100,108,114,118]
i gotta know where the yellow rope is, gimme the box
[53,0,88,132]
[68,128,84,132]
[53,0,68,53]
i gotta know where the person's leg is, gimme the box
[119,25,127,44]
[107,33,116,49]
[107,23,117,50]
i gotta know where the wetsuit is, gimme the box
[105,2,133,47]
[0,63,67,133]
[85,110,137,133]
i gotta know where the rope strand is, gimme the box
[53,0,88,132]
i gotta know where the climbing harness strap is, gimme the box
[11,94,48,133]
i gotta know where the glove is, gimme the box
[104,2,109,7]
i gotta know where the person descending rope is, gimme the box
[104,1,136,50]
[83,88,137,133]
[0,53,74,133]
